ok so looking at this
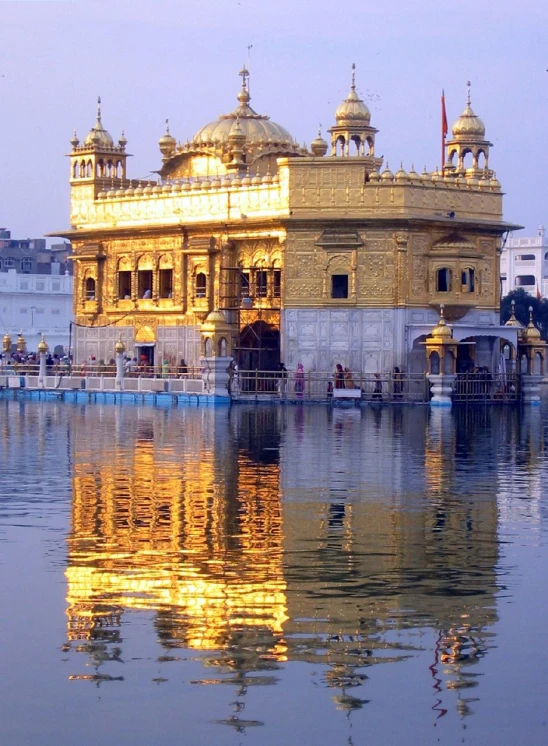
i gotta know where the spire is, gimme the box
[96,96,102,126]
[237,64,251,105]
[466,80,471,107]
[351,62,356,91]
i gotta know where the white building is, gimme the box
[0,269,73,354]
[500,225,548,298]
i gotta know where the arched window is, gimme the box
[218,337,227,356]
[204,337,212,356]
[86,161,93,178]
[79,160,86,177]
[73,162,79,179]
[4,257,15,268]
[20,258,32,273]
[97,159,104,177]
[429,351,440,375]
[461,267,475,293]
[436,268,452,292]
[196,272,207,298]
[116,161,123,178]
[85,277,96,300]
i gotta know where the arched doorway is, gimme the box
[237,320,280,372]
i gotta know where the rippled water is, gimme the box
[1,399,547,745]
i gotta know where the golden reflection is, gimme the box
[66,406,287,660]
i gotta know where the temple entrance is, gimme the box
[237,320,280,371]
[136,345,154,367]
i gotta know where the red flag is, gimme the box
[537,284,542,300]
[441,90,448,168]
[441,90,448,138]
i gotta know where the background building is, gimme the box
[500,225,548,298]
[0,229,73,354]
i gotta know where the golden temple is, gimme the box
[54,69,519,373]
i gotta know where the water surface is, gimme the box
[1,399,547,745]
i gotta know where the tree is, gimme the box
[500,288,548,340]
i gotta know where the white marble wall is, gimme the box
[282,307,407,374]
[74,324,202,365]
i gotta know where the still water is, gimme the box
[1,399,547,745]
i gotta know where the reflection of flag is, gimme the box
[537,284,542,300]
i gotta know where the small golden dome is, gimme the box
[430,307,452,339]
[381,163,394,182]
[37,334,49,354]
[84,97,114,147]
[408,164,420,182]
[3,331,12,352]
[505,301,522,328]
[159,120,176,157]
[451,83,485,138]
[489,174,501,191]
[115,336,126,354]
[70,131,79,149]
[335,64,371,124]
[241,170,252,186]
[521,307,542,342]
[311,127,328,157]
[205,308,227,324]
[395,163,408,182]
[368,169,380,182]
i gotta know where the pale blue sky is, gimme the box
[0,0,546,240]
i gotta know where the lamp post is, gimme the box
[115,335,126,391]
[37,334,48,388]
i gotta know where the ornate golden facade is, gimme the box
[54,71,518,373]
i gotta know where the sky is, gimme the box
[0,0,547,242]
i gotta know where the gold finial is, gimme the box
[97,95,102,124]
[37,334,48,354]
[351,62,356,90]
[466,81,471,107]
[239,64,249,90]
[165,118,170,135]
[115,335,126,354]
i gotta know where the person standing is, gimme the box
[372,372,383,400]
[334,363,345,389]
[294,363,305,398]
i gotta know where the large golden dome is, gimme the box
[335,64,371,125]
[192,67,297,150]
[84,97,114,147]
[451,84,485,138]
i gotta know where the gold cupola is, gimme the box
[328,63,382,166]
[310,126,328,157]
[2,331,12,354]
[159,119,176,160]
[424,306,458,375]
[445,82,492,175]
[505,300,522,328]
[84,97,114,147]
[517,307,546,376]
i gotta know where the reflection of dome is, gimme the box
[192,66,296,150]
[84,97,114,147]
[452,84,485,138]
[335,64,371,124]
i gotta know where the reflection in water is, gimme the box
[3,397,545,738]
